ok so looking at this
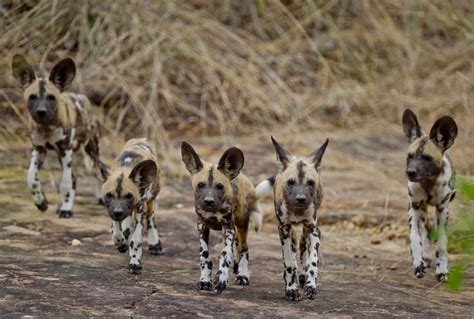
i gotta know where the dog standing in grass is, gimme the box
[402,109,458,281]
[93,138,163,274]
[181,142,262,294]
[12,55,101,218]
[256,136,328,301]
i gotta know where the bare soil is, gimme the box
[0,130,473,317]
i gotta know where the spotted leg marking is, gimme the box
[214,226,234,294]
[27,146,48,211]
[147,209,163,255]
[408,201,427,278]
[197,222,212,290]
[304,224,320,299]
[279,224,300,301]
[112,220,128,253]
[421,214,432,268]
[235,226,250,285]
[435,203,449,281]
[121,215,132,241]
[128,211,144,274]
[58,149,75,218]
[298,226,308,288]
[233,236,240,274]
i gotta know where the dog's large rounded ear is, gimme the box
[308,138,329,170]
[402,109,422,143]
[217,147,244,180]
[181,142,203,175]
[12,55,36,88]
[49,58,76,91]
[271,136,290,170]
[129,160,158,190]
[429,116,458,152]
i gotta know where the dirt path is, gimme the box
[0,132,473,317]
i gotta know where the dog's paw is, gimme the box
[35,199,48,212]
[58,210,73,218]
[235,275,249,285]
[128,263,142,275]
[436,272,448,282]
[214,280,227,294]
[285,288,301,301]
[414,264,426,278]
[197,281,212,291]
[149,243,163,255]
[304,286,318,299]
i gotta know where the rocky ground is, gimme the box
[0,129,473,317]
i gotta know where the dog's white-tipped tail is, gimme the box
[255,177,274,200]
[250,206,263,233]
[252,177,275,233]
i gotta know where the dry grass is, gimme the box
[0,0,473,172]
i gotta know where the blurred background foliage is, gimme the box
[1,0,473,149]
[446,178,474,291]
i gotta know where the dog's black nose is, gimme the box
[204,198,215,205]
[296,195,306,203]
[407,169,417,179]
[36,109,47,117]
[113,209,123,219]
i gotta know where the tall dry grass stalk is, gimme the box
[0,1,473,170]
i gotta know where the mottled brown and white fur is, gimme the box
[97,138,162,274]
[402,109,458,281]
[181,142,262,294]
[256,136,328,301]
[12,55,101,218]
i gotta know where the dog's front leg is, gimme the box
[435,202,450,281]
[128,209,145,274]
[27,146,48,211]
[111,220,128,253]
[58,149,75,218]
[214,225,234,294]
[278,223,300,301]
[408,200,427,278]
[197,222,212,290]
[303,223,320,299]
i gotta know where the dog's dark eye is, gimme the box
[423,154,433,162]
[407,153,414,159]
[125,193,133,200]
[197,182,206,189]
[287,179,295,186]
[29,94,37,101]
[216,183,224,191]
[46,94,55,101]
[105,192,113,199]
[307,180,315,187]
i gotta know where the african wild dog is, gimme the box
[256,136,328,301]
[402,109,458,281]
[12,55,101,218]
[181,142,263,294]
[94,138,163,274]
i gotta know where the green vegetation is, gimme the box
[446,178,474,291]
